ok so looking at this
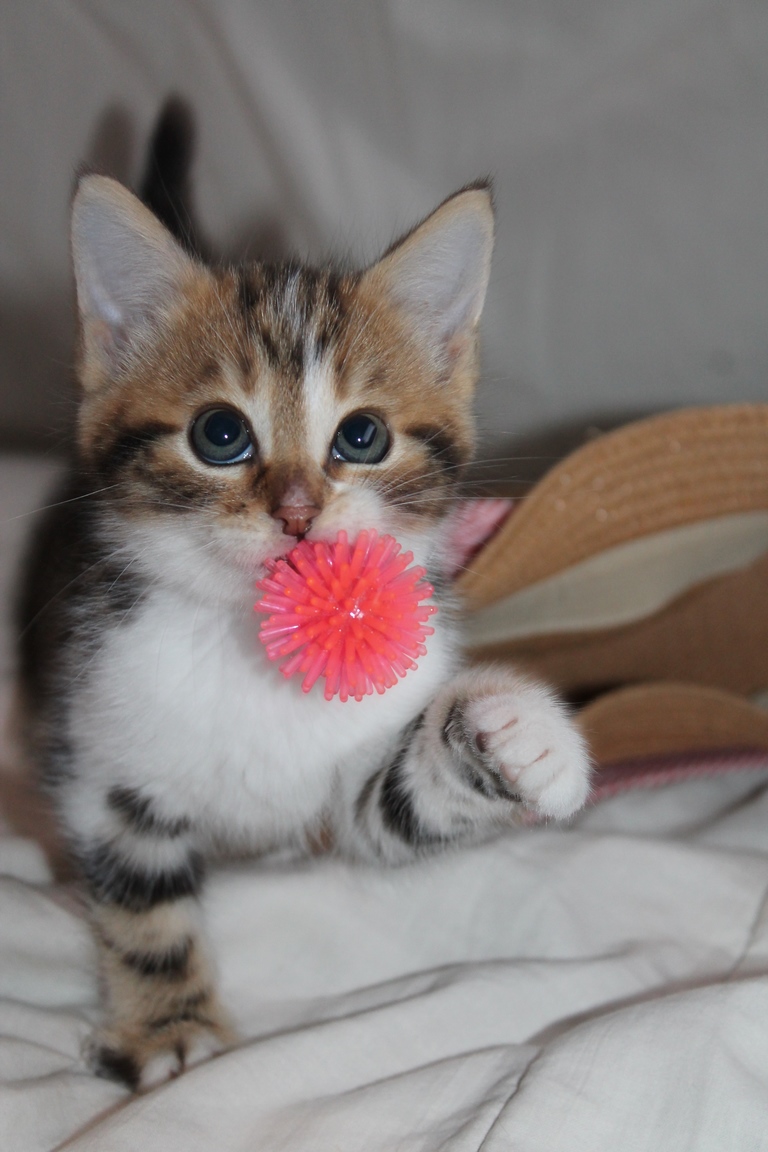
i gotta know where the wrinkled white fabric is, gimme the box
[2,454,768,1150]
[3,781,768,1151]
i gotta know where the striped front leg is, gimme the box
[75,786,233,1090]
[349,666,591,864]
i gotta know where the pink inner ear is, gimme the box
[445,498,514,580]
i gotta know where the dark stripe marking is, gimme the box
[96,423,220,514]
[81,843,204,912]
[92,1045,140,1091]
[97,422,178,480]
[378,718,438,847]
[354,771,379,823]
[443,701,523,802]
[120,936,193,980]
[239,262,348,373]
[442,700,467,751]
[237,269,260,317]
[144,469,220,510]
[108,786,191,839]
[356,713,426,826]
[406,425,466,473]
[146,990,212,1033]
[456,753,520,801]
[378,753,422,845]
[97,562,147,615]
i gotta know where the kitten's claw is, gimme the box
[89,1014,234,1092]
[139,1029,228,1089]
[451,680,591,820]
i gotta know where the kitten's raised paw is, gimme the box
[89,1012,235,1091]
[448,679,591,820]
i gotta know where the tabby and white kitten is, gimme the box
[17,172,590,1089]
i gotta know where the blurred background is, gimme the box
[1,0,767,489]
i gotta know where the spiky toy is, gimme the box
[254,529,437,702]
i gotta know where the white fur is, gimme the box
[464,681,592,820]
[139,1032,226,1091]
[64,559,457,852]
[300,352,344,463]
[63,476,589,856]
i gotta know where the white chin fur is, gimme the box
[113,491,445,610]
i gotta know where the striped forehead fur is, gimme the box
[236,262,351,377]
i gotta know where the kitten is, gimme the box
[16,148,590,1089]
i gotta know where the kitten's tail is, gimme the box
[139,97,205,257]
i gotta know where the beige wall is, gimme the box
[1,1,767,459]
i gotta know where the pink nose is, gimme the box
[271,504,321,538]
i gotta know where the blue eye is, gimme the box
[190,408,254,465]
[332,413,390,464]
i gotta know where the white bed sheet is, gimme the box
[1,456,768,1152]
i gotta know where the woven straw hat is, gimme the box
[459,403,768,609]
[458,404,768,773]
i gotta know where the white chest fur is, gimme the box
[67,586,456,846]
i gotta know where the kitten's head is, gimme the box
[71,176,494,603]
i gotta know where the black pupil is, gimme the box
[343,416,377,450]
[205,411,242,446]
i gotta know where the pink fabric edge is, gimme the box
[591,747,768,803]
[520,748,768,825]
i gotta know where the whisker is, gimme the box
[63,532,234,688]
[17,543,136,639]
[336,301,379,374]
[210,277,251,364]
[376,452,558,501]
[4,483,121,524]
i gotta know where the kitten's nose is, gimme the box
[271,504,321,538]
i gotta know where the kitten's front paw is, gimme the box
[447,678,591,820]
[89,1009,235,1092]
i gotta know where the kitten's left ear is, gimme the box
[71,174,199,385]
[361,183,494,376]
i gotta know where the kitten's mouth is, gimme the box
[231,533,320,580]
[230,521,398,583]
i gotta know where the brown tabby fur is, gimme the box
[18,154,588,1090]
[76,217,478,537]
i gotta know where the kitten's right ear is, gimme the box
[72,175,197,383]
[360,184,494,381]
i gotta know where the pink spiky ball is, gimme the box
[254,530,437,702]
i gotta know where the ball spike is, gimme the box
[254,530,437,701]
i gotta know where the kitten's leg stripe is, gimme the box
[455,751,521,802]
[378,753,437,847]
[354,718,446,860]
[92,1046,140,1092]
[80,843,204,911]
[146,990,214,1033]
[346,668,590,863]
[107,785,192,838]
[360,712,443,850]
[89,900,234,1089]
[444,702,523,801]
[378,762,417,843]
[118,936,193,980]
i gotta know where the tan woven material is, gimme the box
[470,552,768,698]
[580,682,768,766]
[458,404,768,610]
